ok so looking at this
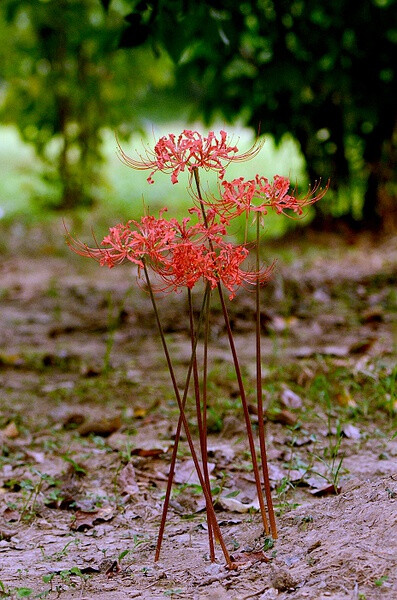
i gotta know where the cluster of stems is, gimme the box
[68,129,327,565]
[148,169,277,567]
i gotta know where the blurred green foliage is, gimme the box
[0,0,395,229]
[0,124,308,243]
[0,0,173,209]
[115,0,397,229]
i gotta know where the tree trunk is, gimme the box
[362,116,397,232]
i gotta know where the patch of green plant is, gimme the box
[374,575,388,587]
[16,589,33,598]
[0,584,44,599]
[308,410,347,491]
[262,537,274,551]
[173,483,202,498]
[60,454,87,475]
[40,539,80,561]
[119,436,136,463]
[6,470,60,520]
[274,476,300,515]
[163,589,183,598]
[376,365,397,417]
[42,566,91,593]
[206,406,224,433]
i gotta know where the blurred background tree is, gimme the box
[116,0,396,231]
[0,0,395,230]
[0,0,173,209]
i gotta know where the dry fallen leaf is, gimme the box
[118,462,139,497]
[0,526,14,541]
[280,386,303,409]
[349,337,377,354]
[78,416,121,437]
[133,406,148,418]
[173,459,215,485]
[217,496,260,513]
[336,388,357,408]
[2,422,19,439]
[228,550,269,570]
[99,559,122,578]
[63,413,85,428]
[267,409,298,427]
[2,507,20,522]
[310,483,341,496]
[360,307,384,323]
[71,506,114,531]
[131,447,167,457]
[342,423,361,440]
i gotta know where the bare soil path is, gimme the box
[0,229,396,599]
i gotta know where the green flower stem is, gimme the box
[142,260,230,566]
[192,168,270,535]
[188,288,215,561]
[256,213,278,539]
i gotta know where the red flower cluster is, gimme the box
[69,129,327,299]
[117,129,263,184]
[208,175,328,222]
[67,212,273,299]
[68,212,175,268]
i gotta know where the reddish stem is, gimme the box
[202,288,211,502]
[218,286,269,534]
[255,214,278,539]
[188,289,215,561]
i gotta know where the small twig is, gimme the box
[351,581,359,600]
[197,570,238,587]
[241,586,269,600]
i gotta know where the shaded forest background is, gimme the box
[0,0,396,232]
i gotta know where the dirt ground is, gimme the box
[0,226,396,600]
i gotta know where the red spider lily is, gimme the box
[126,213,176,263]
[117,130,264,184]
[174,210,227,244]
[66,226,136,268]
[169,217,206,243]
[209,244,274,299]
[67,212,273,299]
[152,238,274,299]
[66,213,176,269]
[155,241,214,292]
[209,175,328,222]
